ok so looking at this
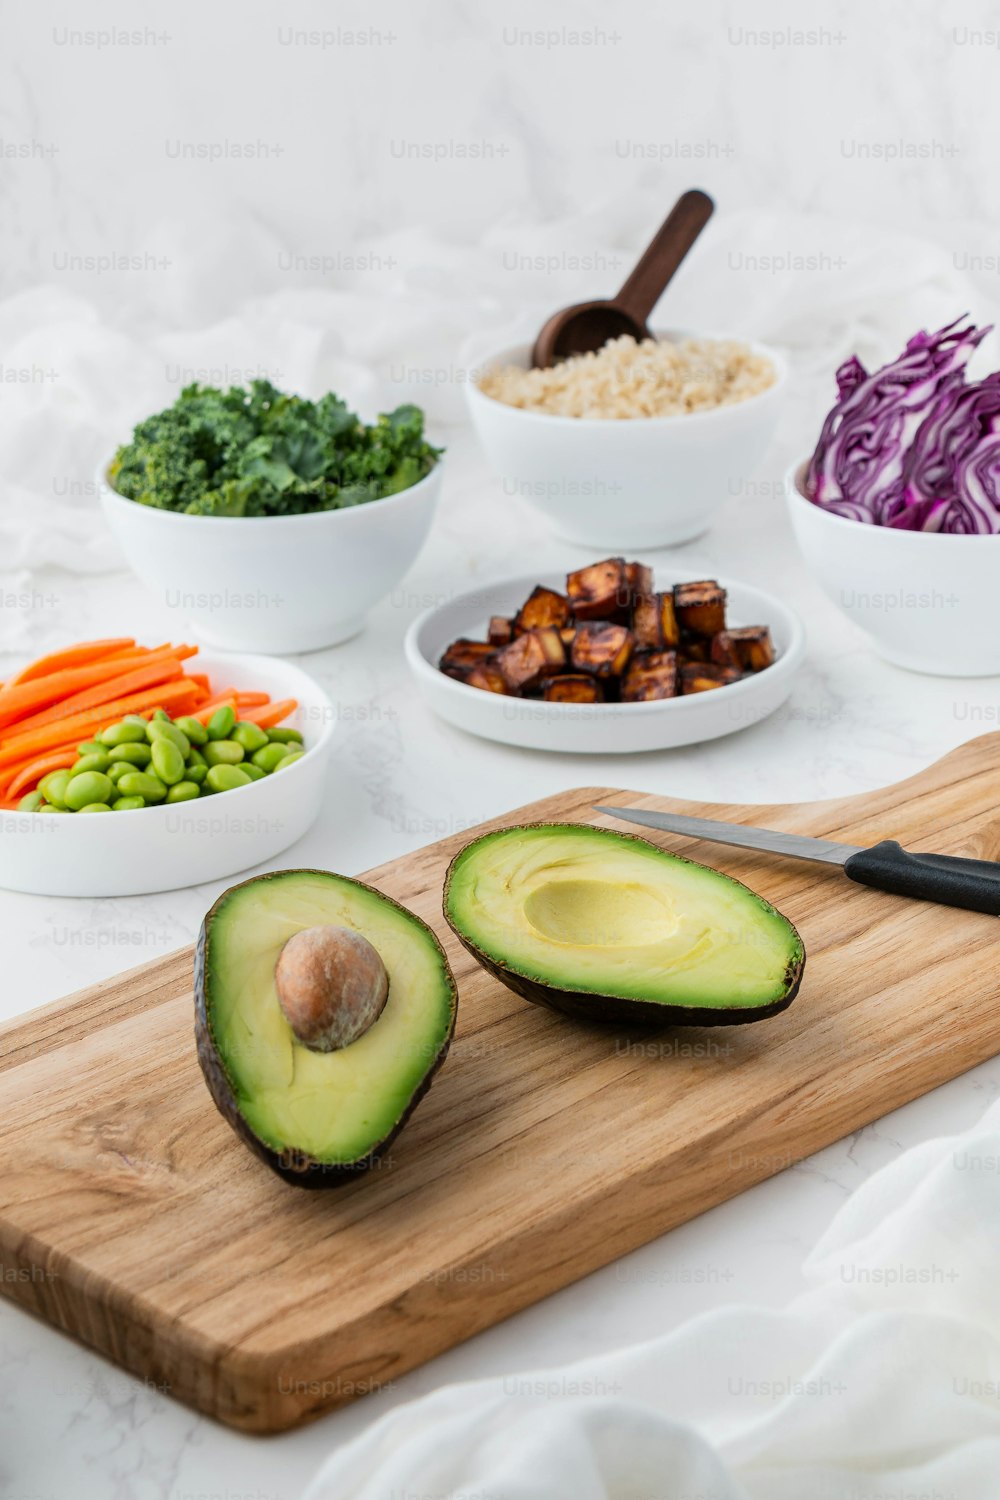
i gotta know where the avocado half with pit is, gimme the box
[195,869,458,1187]
[443,823,804,1025]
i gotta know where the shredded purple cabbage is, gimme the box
[804,319,1000,533]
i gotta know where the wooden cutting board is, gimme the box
[4,737,1000,1433]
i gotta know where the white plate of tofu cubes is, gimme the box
[404,561,805,754]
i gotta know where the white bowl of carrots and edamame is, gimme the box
[0,641,333,897]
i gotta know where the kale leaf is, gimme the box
[109,382,442,517]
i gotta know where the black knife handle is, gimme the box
[844,840,1000,915]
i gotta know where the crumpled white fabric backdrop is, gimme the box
[5,206,1000,1495]
[2,203,998,580]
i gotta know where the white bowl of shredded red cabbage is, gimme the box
[787,319,1000,676]
[801,318,1000,533]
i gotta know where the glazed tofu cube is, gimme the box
[487,616,514,647]
[632,592,680,651]
[566,558,628,620]
[439,639,494,679]
[632,595,658,650]
[533,627,567,673]
[711,626,775,672]
[571,622,634,679]
[680,662,742,694]
[464,663,510,695]
[494,627,566,691]
[624,561,654,602]
[674,581,727,637]
[679,637,710,664]
[515,585,572,634]
[543,674,604,704]
[621,650,679,702]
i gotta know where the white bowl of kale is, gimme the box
[101,381,444,653]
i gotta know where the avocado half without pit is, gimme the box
[443,823,804,1025]
[195,869,458,1187]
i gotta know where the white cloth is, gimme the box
[302,1099,1000,1499]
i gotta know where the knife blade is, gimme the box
[592,804,1000,916]
[592,805,862,865]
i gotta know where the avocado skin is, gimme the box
[442,823,806,1028]
[194,869,458,1189]
[445,932,802,1027]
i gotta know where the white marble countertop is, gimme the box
[4,427,1000,1500]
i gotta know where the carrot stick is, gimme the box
[4,749,80,800]
[0,681,200,767]
[238,698,298,730]
[0,744,80,798]
[0,647,192,731]
[188,673,210,692]
[235,692,270,708]
[189,691,238,723]
[7,653,195,736]
[144,684,200,717]
[8,648,199,735]
[3,639,136,688]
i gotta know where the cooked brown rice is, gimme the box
[478,334,776,419]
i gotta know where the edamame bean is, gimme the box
[166,780,200,804]
[64,771,114,810]
[117,771,167,803]
[147,720,190,756]
[151,738,186,786]
[274,750,305,773]
[173,715,208,746]
[21,703,297,816]
[71,752,111,777]
[232,721,269,753]
[40,770,72,808]
[99,719,148,746]
[205,764,252,793]
[207,705,236,740]
[251,742,288,773]
[107,742,152,766]
[203,739,244,767]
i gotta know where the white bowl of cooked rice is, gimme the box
[466,330,787,549]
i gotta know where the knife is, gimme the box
[593,804,1000,916]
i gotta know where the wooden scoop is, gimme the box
[530,189,715,369]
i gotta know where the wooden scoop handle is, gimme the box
[614,189,715,326]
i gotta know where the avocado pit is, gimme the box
[275,924,389,1052]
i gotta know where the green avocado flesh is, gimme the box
[198,870,457,1172]
[444,824,804,1022]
